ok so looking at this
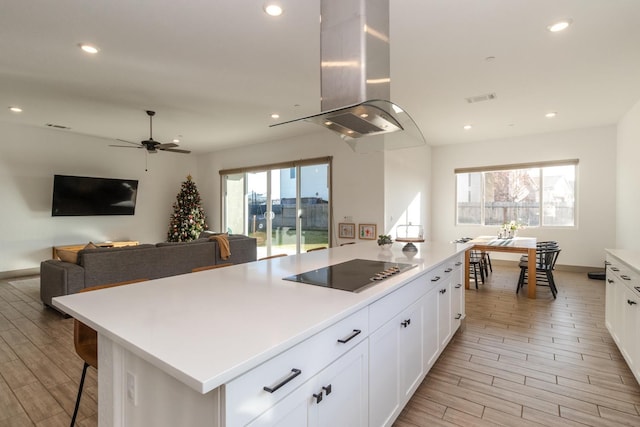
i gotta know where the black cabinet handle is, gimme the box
[621,275,631,280]
[628,300,637,306]
[337,329,361,344]
[455,314,462,319]
[440,288,447,294]
[455,284,462,289]
[322,384,332,395]
[313,391,323,404]
[401,319,411,328]
[611,267,620,271]
[263,368,302,393]
[605,261,611,266]
[607,279,614,284]
[455,261,462,266]
[444,268,453,273]
[431,276,441,282]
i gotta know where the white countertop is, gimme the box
[606,248,640,272]
[53,240,469,394]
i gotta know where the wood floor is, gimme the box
[1,266,639,426]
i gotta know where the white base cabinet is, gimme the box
[605,250,640,385]
[248,340,369,427]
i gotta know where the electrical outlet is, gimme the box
[126,371,138,406]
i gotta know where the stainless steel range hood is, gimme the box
[271,0,426,152]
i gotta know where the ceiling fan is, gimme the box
[111,110,191,154]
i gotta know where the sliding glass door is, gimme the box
[222,158,331,259]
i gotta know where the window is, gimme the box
[455,160,576,227]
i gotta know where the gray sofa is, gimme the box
[40,234,256,310]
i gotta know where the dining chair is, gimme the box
[71,278,148,426]
[258,254,288,260]
[517,246,561,298]
[191,263,233,272]
[468,250,486,289]
[339,242,356,246]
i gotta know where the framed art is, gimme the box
[359,223,377,240]
[338,223,356,239]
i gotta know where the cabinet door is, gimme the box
[247,381,314,427]
[423,286,439,370]
[605,274,616,333]
[622,286,640,378]
[313,340,368,427]
[438,278,452,348]
[369,298,424,427]
[452,280,464,331]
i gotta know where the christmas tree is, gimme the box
[167,175,208,242]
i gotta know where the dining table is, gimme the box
[465,236,538,298]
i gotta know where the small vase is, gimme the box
[379,243,392,250]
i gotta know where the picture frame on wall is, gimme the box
[338,223,356,239]
[359,223,377,240]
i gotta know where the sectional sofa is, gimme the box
[40,234,257,311]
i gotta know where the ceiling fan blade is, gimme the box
[110,144,143,149]
[156,143,178,149]
[160,148,191,154]
[116,138,141,146]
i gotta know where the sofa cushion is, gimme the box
[57,249,78,264]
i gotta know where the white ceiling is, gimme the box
[2,0,640,154]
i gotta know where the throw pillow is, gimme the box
[57,249,78,264]
[84,241,98,250]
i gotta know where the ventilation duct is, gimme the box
[271,0,426,152]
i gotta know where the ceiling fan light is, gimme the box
[264,2,283,17]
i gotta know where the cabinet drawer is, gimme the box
[224,307,368,426]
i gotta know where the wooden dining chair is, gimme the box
[258,254,288,260]
[191,263,233,272]
[71,278,148,426]
[517,246,561,298]
[468,250,486,289]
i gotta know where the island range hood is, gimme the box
[271,0,426,152]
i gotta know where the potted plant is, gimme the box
[377,234,393,249]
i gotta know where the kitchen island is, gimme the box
[53,240,470,426]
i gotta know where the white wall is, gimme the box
[0,122,198,273]
[431,126,617,268]
[616,99,640,250]
[196,130,386,246]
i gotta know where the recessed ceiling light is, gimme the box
[79,43,99,54]
[8,106,23,113]
[359,113,369,118]
[545,112,557,118]
[547,19,572,32]
[172,138,180,143]
[463,125,472,130]
[271,113,280,119]
[264,2,283,16]
[324,121,333,126]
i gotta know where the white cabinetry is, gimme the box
[248,340,368,427]
[605,251,640,384]
[452,260,465,331]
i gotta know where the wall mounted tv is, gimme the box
[51,175,138,216]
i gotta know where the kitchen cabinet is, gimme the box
[436,274,452,348]
[452,261,465,331]
[369,297,424,427]
[605,250,640,385]
[248,340,368,427]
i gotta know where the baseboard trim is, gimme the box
[0,267,40,280]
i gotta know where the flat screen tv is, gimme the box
[52,175,138,216]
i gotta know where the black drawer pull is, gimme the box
[628,300,637,306]
[605,261,611,266]
[455,314,462,320]
[263,368,302,393]
[313,391,323,404]
[440,288,447,294]
[621,275,631,280]
[401,319,411,328]
[322,384,332,395]
[444,268,453,273]
[455,261,462,266]
[431,276,441,282]
[337,329,361,344]
[607,279,614,284]
[611,267,620,271]
[455,284,462,289]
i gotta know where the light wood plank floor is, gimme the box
[1,267,639,426]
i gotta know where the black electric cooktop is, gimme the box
[283,259,416,293]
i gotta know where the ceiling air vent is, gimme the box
[465,93,497,104]
[46,123,71,130]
